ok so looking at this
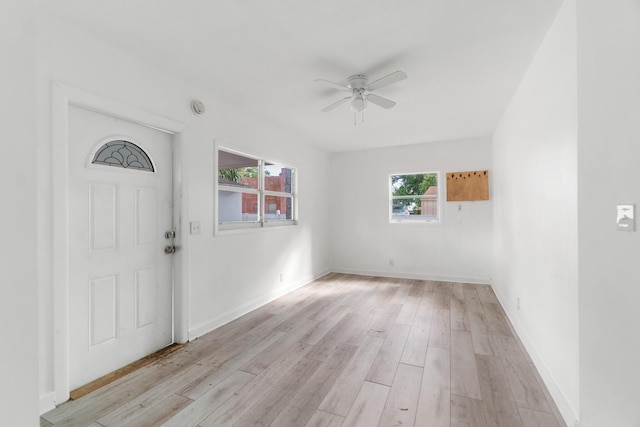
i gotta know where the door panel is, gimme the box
[135,267,158,330]
[68,105,173,390]
[89,183,118,252]
[135,188,157,246]
[89,275,118,348]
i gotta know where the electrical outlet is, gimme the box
[279,273,284,283]
[190,221,201,235]
[389,259,394,267]
[517,297,520,310]
[458,204,462,211]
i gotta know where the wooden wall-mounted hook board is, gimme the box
[446,170,489,201]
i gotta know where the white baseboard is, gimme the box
[188,270,330,340]
[332,267,490,285]
[39,392,56,416]
[492,288,580,427]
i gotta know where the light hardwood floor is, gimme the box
[41,273,566,427]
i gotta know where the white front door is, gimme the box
[68,105,174,390]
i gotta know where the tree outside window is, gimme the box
[390,172,440,222]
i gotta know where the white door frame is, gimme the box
[51,81,187,404]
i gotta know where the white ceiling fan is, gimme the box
[316,70,407,123]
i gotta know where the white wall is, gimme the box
[0,1,39,425]
[577,1,640,425]
[330,137,493,283]
[36,16,331,412]
[492,0,579,424]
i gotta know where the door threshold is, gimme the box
[69,343,184,400]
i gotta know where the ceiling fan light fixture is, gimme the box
[350,93,367,112]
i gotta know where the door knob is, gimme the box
[164,245,176,254]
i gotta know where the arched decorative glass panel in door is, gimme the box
[91,139,155,172]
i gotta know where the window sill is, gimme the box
[389,219,442,225]
[216,220,297,236]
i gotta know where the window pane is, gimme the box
[390,172,439,222]
[264,163,293,194]
[218,151,259,190]
[391,173,437,197]
[264,195,293,221]
[92,140,154,172]
[218,190,258,223]
[391,197,438,220]
[217,148,297,231]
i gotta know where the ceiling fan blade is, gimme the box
[321,96,351,112]
[366,94,396,109]
[314,79,351,92]
[365,71,407,91]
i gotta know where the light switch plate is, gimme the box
[190,221,201,235]
[616,204,635,232]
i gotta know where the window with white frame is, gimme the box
[217,149,296,230]
[390,172,440,222]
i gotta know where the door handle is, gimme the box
[164,245,176,254]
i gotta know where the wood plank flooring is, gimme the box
[41,273,565,427]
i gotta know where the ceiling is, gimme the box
[46,0,563,152]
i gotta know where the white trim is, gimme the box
[263,190,293,197]
[39,392,55,416]
[171,132,189,346]
[213,140,219,235]
[50,81,187,406]
[331,267,491,285]
[218,221,262,231]
[217,185,260,195]
[262,219,297,227]
[492,289,580,427]
[214,220,298,236]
